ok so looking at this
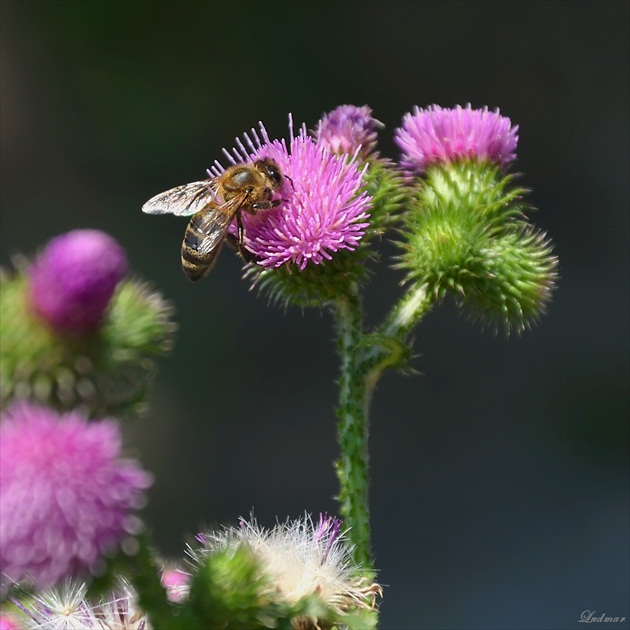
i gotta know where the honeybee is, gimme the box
[142,158,284,281]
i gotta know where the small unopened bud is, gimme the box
[316,104,383,159]
[461,226,558,334]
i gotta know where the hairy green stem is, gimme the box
[333,282,433,573]
[362,283,432,386]
[382,282,432,339]
[123,535,177,628]
[333,288,373,571]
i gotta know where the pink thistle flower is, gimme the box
[394,104,519,173]
[315,104,383,158]
[0,402,152,590]
[28,230,128,336]
[210,118,372,270]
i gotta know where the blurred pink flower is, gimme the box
[212,118,372,270]
[0,402,152,589]
[160,566,190,603]
[0,614,20,630]
[395,104,519,173]
[28,230,128,336]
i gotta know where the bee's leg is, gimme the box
[236,212,245,246]
[226,232,258,263]
[228,214,259,264]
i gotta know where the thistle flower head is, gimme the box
[1,261,175,417]
[0,402,152,590]
[190,514,381,624]
[28,230,128,336]
[10,578,150,629]
[315,104,383,158]
[395,104,519,173]
[211,118,372,271]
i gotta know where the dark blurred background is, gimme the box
[1,2,628,628]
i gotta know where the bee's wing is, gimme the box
[142,179,219,217]
[184,192,249,255]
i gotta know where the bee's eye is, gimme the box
[269,167,282,185]
[258,159,282,186]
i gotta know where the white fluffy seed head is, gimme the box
[189,514,381,616]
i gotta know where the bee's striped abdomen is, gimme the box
[181,209,226,282]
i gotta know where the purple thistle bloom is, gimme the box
[28,230,128,336]
[313,513,343,563]
[315,104,383,158]
[0,402,152,590]
[395,104,519,173]
[210,118,372,270]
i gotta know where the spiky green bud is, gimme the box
[459,226,558,333]
[397,160,557,333]
[188,546,279,628]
